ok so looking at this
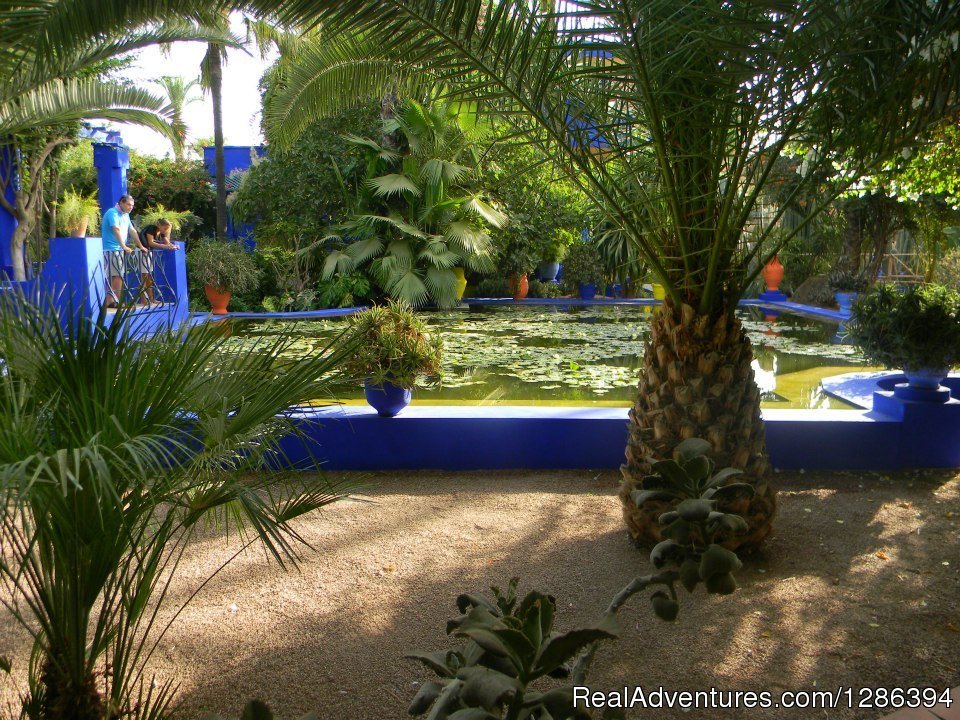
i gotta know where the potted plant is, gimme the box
[56,189,100,238]
[496,240,537,300]
[534,228,575,283]
[847,283,960,395]
[341,301,443,416]
[562,242,605,299]
[828,269,870,313]
[187,237,260,314]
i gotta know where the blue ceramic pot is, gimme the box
[579,282,596,300]
[536,260,560,283]
[834,291,857,314]
[364,380,412,417]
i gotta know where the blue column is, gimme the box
[0,145,20,279]
[203,145,265,246]
[93,141,130,216]
[38,237,107,320]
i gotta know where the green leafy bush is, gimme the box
[127,153,215,239]
[315,272,371,308]
[847,283,960,370]
[827,268,871,293]
[340,301,443,388]
[475,277,511,298]
[527,279,563,298]
[561,243,605,289]
[56,188,100,236]
[187,238,261,295]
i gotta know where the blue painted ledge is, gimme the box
[277,390,960,472]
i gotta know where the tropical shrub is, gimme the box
[127,153,215,238]
[846,283,960,371]
[937,246,960,288]
[134,202,200,238]
[527,278,563,298]
[475,276,511,298]
[188,237,261,294]
[561,243,605,290]
[482,140,588,269]
[0,300,357,720]
[315,272,371,309]
[320,101,505,308]
[229,103,381,236]
[341,301,443,388]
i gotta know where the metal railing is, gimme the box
[102,249,177,310]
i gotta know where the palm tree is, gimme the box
[154,75,201,160]
[201,22,231,243]
[0,299,359,720]
[254,0,960,548]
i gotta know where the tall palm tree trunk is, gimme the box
[208,45,228,243]
[619,299,776,552]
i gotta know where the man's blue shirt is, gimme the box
[102,206,130,251]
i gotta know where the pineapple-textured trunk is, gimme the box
[619,299,776,551]
[39,658,106,720]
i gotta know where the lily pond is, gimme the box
[225,304,871,409]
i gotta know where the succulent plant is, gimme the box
[406,578,618,720]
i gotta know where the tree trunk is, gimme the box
[619,299,777,552]
[209,45,228,243]
[39,658,105,720]
[9,214,34,282]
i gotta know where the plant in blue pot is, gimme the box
[846,283,960,401]
[341,300,443,416]
[827,269,870,314]
[562,242,606,300]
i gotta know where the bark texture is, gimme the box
[619,299,777,552]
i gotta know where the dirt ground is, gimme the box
[1,468,958,720]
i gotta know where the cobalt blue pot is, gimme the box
[579,282,596,300]
[364,379,412,417]
[834,291,857,315]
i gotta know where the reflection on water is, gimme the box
[224,304,868,409]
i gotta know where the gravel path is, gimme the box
[2,468,958,719]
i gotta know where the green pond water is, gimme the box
[226,304,872,409]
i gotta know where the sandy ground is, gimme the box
[1,468,958,720]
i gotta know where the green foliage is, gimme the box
[188,237,261,294]
[134,202,200,238]
[341,301,443,388]
[230,103,381,236]
[315,272,371,309]
[936,247,960,287]
[631,437,755,555]
[827,269,871,293]
[406,578,619,720]
[561,243,605,289]
[127,152,215,238]
[0,299,357,720]
[483,141,588,268]
[527,279,563,299]
[475,277,511,298]
[847,283,960,370]
[55,139,97,196]
[55,188,100,235]
[321,100,504,308]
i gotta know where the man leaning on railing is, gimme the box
[101,194,145,308]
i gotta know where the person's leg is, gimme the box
[105,252,123,307]
[140,274,154,304]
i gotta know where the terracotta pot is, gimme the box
[204,284,231,315]
[508,272,529,300]
[761,255,785,292]
[68,218,89,238]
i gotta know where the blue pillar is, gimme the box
[0,145,20,279]
[93,141,130,216]
[203,145,265,247]
[38,237,107,319]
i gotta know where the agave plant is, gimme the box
[0,298,358,720]
[317,100,505,308]
[255,0,960,550]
